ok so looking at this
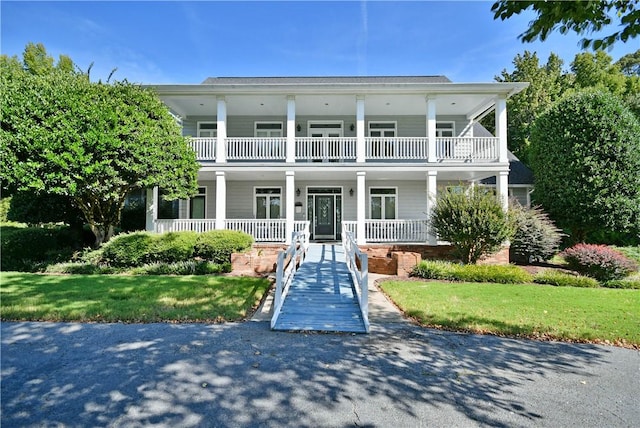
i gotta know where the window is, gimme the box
[255,188,281,219]
[370,188,397,220]
[369,122,397,157]
[255,122,283,137]
[368,122,396,137]
[197,122,217,138]
[436,122,455,137]
[189,187,206,219]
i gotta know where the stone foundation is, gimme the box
[230,244,286,276]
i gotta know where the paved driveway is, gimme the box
[2,321,638,427]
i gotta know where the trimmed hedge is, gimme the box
[100,232,155,267]
[533,270,600,288]
[194,230,255,264]
[411,260,532,284]
[561,244,638,281]
[1,225,81,272]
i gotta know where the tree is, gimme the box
[491,0,640,50]
[572,50,627,95]
[530,89,640,242]
[430,187,514,264]
[616,49,640,76]
[1,44,199,246]
[7,191,85,227]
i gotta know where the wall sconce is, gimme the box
[296,124,301,132]
[296,188,301,197]
[350,124,355,132]
[295,201,303,213]
[349,188,354,197]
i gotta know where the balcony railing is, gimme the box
[189,137,500,163]
[342,219,429,243]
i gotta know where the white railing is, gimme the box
[436,137,499,162]
[296,137,357,161]
[343,231,369,332]
[365,137,429,160]
[342,219,428,243]
[155,219,217,233]
[271,230,309,329]
[226,137,287,161]
[225,219,286,242]
[190,137,216,161]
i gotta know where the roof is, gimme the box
[201,76,452,85]
[481,151,534,185]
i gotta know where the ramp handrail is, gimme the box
[271,230,309,329]
[343,231,370,332]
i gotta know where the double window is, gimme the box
[255,188,281,219]
[436,122,455,137]
[197,122,217,138]
[255,122,283,137]
[370,188,397,220]
[368,122,397,157]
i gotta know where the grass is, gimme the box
[0,272,270,323]
[380,280,640,347]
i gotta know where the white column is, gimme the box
[426,96,437,162]
[286,96,296,163]
[146,187,158,232]
[495,95,508,163]
[216,96,227,163]
[426,171,437,245]
[497,171,509,212]
[285,171,295,244]
[356,95,365,163]
[356,171,366,245]
[215,171,226,229]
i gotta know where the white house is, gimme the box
[145,76,528,246]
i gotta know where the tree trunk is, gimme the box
[89,223,115,247]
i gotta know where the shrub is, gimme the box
[0,197,10,222]
[0,225,81,271]
[533,270,600,288]
[430,187,514,264]
[561,244,638,281]
[194,230,254,264]
[152,232,197,264]
[603,278,640,289]
[100,231,155,267]
[45,262,117,275]
[509,204,564,264]
[130,260,229,275]
[412,260,531,284]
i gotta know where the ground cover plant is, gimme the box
[0,272,270,322]
[412,260,532,283]
[380,279,640,347]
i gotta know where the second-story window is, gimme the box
[255,188,281,219]
[197,122,217,138]
[368,122,397,137]
[436,122,455,137]
[255,122,283,137]
[368,122,397,157]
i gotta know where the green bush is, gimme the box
[612,246,640,265]
[45,262,117,275]
[603,279,640,289]
[0,197,10,222]
[100,232,155,267]
[152,232,197,264]
[129,260,229,275]
[533,270,600,288]
[412,260,531,283]
[0,225,82,271]
[430,187,514,264]
[509,204,564,264]
[194,230,254,264]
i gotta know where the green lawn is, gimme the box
[380,280,640,347]
[0,272,270,323]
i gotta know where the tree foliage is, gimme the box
[7,191,84,227]
[430,188,514,264]
[509,204,564,264]
[530,89,640,242]
[1,44,199,246]
[616,50,640,76]
[491,0,640,50]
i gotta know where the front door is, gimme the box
[314,195,334,238]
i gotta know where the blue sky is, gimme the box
[2,1,638,84]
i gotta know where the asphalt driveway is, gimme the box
[1,321,638,427]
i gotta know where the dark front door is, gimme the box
[314,195,335,239]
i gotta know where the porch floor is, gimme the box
[272,244,367,333]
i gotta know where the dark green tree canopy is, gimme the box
[530,89,640,242]
[1,44,199,245]
[492,0,640,49]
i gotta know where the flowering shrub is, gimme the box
[561,244,638,281]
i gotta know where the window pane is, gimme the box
[256,196,267,219]
[270,196,281,219]
[371,188,396,195]
[371,196,382,219]
[384,196,396,219]
[256,188,281,195]
[190,196,205,219]
[256,123,282,130]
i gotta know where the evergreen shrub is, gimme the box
[194,230,254,264]
[509,204,564,264]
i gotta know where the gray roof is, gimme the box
[482,151,534,185]
[201,76,452,85]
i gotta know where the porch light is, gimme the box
[349,188,354,197]
[296,188,301,197]
[296,124,301,132]
[350,124,355,131]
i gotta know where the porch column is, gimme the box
[357,171,366,245]
[285,171,295,244]
[426,96,437,162]
[215,171,226,230]
[145,187,158,232]
[216,96,227,163]
[496,171,509,212]
[495,95,508,163]
[356,95,365,163]
[426,171,437,245]
[286,96,296,163]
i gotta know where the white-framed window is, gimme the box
[197,122,217,138]
[255,122,283,137]
[189,187,207,219]
[255,187,282,219]
[370,188,397,220]
[436,122,455,137]
[307,121,343,137]
[368,121,397,137]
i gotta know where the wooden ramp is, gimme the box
[271,244,367,333]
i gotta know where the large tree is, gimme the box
[492,0,640,49]
[529,89,640,242]
[1,44,199,245]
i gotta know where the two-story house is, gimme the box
[144,76,528,249]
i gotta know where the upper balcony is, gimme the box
[189,136,500,163]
